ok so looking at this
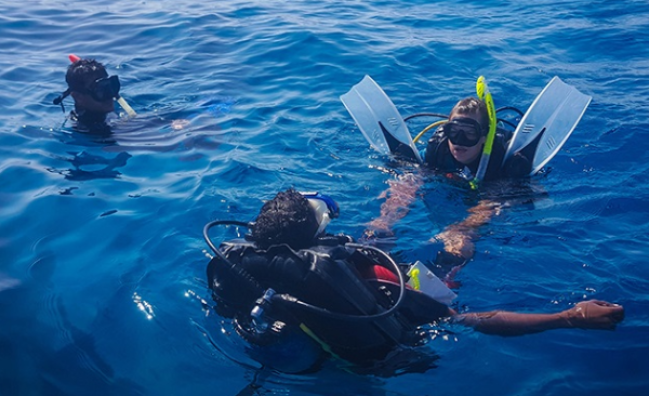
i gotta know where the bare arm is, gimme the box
[363,173,424,238]
[450,300,625,336]
[433,199,500,259]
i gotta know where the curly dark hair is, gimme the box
[66,59,108,92]
[251,188,319,250]
[449,97,489,136]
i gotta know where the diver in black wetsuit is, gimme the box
[205,189,624,374]
[53,58,121,134]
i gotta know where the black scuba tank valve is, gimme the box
[250,288,276,333]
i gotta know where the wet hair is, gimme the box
[66,59,108,92]
[449,97,489,135]
[251,188,319,250]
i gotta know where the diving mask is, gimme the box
[443,117,485,147]
[83,75,121,102]
[53,75,121,112]
[301,192,340,237]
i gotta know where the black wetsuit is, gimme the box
[423,129,532,180]
[70,109,112,134]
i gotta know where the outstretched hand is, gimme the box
[562,300,625,330]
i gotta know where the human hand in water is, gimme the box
[561,300,625,330]
[433,229,475,260]
[362,218,396,241]
[432,199,501,260]
[467,200,502,223]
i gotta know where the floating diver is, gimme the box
[342,75,591,274]
[203,189,623,374]
[341,75,591,184]
[52,54,136,134]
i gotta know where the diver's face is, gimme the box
[448,136,485,164]
[71,91,115,114]
[446,113,485,164]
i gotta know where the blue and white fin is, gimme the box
[341,75,422,163]
[503,76,591,175]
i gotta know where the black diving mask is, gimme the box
[300,192,340,237]
[442,117,485,147]
[53,75,121,112]
[83,75,121,102]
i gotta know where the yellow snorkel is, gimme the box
[470,76,497,188]
[68,54,137,118]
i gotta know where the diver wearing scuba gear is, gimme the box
[205,189,624,374]
[205,189,451,372]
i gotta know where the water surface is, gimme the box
[1,0,647,395]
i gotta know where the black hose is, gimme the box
[203,221,407,322]
[497,118,518,129]
[403,113,449,122]
[406,108,523,122]
[203,220,252,258]
[496,106,524,117]
[271,243,407,322]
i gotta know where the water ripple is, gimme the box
[1,0,648,394]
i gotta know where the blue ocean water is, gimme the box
[1,0,648,394]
